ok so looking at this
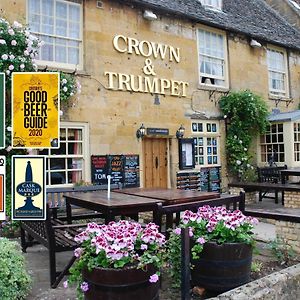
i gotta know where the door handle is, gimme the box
[155,157,159,169]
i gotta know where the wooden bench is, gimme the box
[228,182,300,205]
[20,204,87,288]
[20,184,117,288]
[153,192,245,235]
[256,166,287,202]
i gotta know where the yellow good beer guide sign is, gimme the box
[12,72,60,148]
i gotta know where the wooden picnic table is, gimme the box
[64,188,220,225]
[114,188,220,204]
[64,191,163,224]
[281,168,300,184]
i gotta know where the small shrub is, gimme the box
[268,238,296,265]
[0,238,31,299]
[251,261,263,272]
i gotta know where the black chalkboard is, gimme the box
[108,155,125,186]
[124,155,140,188]
[91,155,108,185]
[200,168,209,192]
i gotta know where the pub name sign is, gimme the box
[104,35,189,97]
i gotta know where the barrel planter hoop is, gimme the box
[82,264,159,300]
[191,242,253,293]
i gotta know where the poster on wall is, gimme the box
[91,155,109,185]
[0,156,5,220]
[12,156,46,220]
[124,155,140,188]
[0,73,5,149]
[108,155,125,186]
[12,72,60,148]
[178,138,195,170]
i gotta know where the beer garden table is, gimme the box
[64,188,220,225]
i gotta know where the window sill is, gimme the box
[197,84,229,93]
[268,94,292,101]
[37,64,91,77]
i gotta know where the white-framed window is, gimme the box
[199,0,222,11]
[197,28,228,88]
[267,47,288,97]
[192,121,220,166]
[39,122,89,186]
[294,123,300,161]
[27,0,83,70]
[260,123,285,164]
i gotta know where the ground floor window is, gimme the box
[260,123,284,164]
[192,121,220,166]
[39,122,89,186]
[294,123,300,162]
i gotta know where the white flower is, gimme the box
[20,63,25,69]
[6,126,12,132]
[5,145,12,152]
[30,53,35,58]
[62,78,67,84]
[24,30,30,37]
[234,135,237,139]
[8,28,14,35]
[70,92,74,96]
[63,86,68,92]
[13,21,22,28]
[59,110,64,116]
[24,50,29,56]
[0,39,6,45]
[33,64,38,70]
[8,65,14,71]
[244,148,247,151]
[6,70,10,75]
[236,160,242,165]
[247,164,251,168]
[9,54,15,60]
[239,140,243,144]
[1,54,8,60]
[11,40,17,46]
[223,115,227,119]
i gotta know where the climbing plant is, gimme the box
[219,90,269,180]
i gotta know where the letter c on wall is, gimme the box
[113,35,127,53]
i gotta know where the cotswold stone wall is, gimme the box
[211,264,300,300]
[284,191,300,208]
[276,221,300,255]
[229,187,257,205]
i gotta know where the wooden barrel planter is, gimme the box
[191,242,253,293]
[82,264,159,300]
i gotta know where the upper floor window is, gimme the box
[197,28,228,88]
[200,0,222,11]
[267,47,288,97]
[192,121,220,166]
[27,0,82,70]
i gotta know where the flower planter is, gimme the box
[82,264,159,300]
[191,242,253,293]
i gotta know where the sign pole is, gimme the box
[107,175,111,199]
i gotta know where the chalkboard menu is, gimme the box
[91,155,108,185]
[177,167,221,192]
[124,155,140,188]
[200,168,209,192]
[91,154,140,188]
[108,155,125,186]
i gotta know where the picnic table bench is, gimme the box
[228,181,300,205]
[20,184,117,288]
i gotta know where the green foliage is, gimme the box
[268,238,296,264]
[251,261,263,272]
[60,72,81,104]
[0,238,31,299]
[219,90,269,180]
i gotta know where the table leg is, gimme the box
[66,200,72,224]
[105,209,114,224]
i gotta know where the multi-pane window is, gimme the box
[294,123,300,161]
[260,123,285,164]
[267,48,288,97]
[28,0,82,69]
[192,121,219,166]
[200,0,222,11]
[198,29,227,87]
[39,123,88,186]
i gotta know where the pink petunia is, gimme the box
[149,274,159,283]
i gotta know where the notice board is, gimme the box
[91,155,108,185]
[124,155,140,188]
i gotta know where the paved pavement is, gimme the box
[20,221,277,300]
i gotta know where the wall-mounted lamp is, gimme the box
[176,124,185,139]
[136,124,146,139]
[250,39,262,48]
[143,10,158,21]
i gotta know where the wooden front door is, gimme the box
[143,138,168,188]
